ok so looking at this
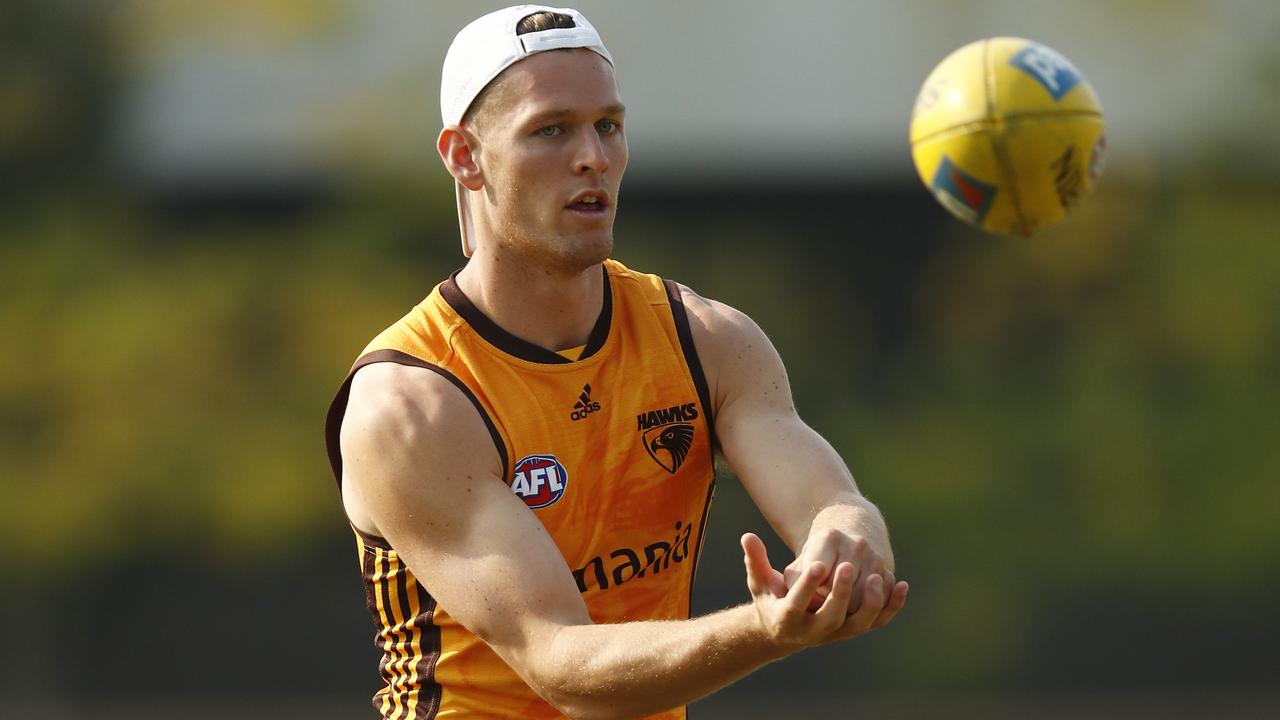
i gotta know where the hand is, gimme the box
[784,528,902,618]
[741,533,904,652]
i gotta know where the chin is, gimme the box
[580,232,614,263]
[493,220,614,274]
[544,229,613,273]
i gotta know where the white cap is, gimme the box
[440,5,614,256]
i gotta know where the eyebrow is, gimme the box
[524,104,627,127]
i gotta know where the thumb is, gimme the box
[741,533,775,597]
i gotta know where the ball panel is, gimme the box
[911,125,1007,228]
[986,37,1103,117]
[996,114,1107,234]
[909,39,990,144]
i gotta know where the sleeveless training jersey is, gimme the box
[325,259,717,719]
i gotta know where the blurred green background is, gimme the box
[2,1,1278,717]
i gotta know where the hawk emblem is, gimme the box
[642,423,694,474]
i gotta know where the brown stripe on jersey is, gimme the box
[361,538,394,716]
[440,264,613,364]
[409,579,443,719]
[324,371,353,486]
[580,263,613,359]
[368,548,399,719]
[360,533,391,712]
[391,556,421,720]
[379,552,403,720]
[663,278,719,618]
[382,553,412,720]
[359,537,380,626]
[399,576,443,719]
[687,477,717,618]
[325,348,511,491]
[358,537,441,718]
[440,270,567,364]
[399,571,423,720]
[662,279,717,451]
[352,522,393,552]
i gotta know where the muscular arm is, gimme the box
[679,285,908,609]
[340,363,884,720]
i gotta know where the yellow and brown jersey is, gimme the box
[325,259,716,719]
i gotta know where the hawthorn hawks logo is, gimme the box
[511,454,568,509]
[636,403,699,474]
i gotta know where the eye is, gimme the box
[537,125,562,137]
[597,120,620,134]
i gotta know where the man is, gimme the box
[325,6,908,719]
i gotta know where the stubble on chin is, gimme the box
[494,221,613,277]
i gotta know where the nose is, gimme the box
[573,128,609,176]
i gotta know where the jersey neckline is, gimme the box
[439,263,613,365]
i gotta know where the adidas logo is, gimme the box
[570,384,602,421]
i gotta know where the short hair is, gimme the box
[461,11,579,129]
[515,10,577,35]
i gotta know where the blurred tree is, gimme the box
[2,0,1278,704]
[0,0,116,198]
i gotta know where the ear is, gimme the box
[437,126,485,191]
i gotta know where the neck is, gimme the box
[455,249,605,353]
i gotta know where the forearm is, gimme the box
[534,603,788,720]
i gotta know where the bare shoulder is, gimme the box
[340,361,503,536]
[346,362,474,435]
[344,363,496,466]
[674,282,759,341]
[671,282,791,415]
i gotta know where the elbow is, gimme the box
[527,674,613,720]
[549,704,619,720]
[515,625,656,720]
[550,702,636,720]
[526,665,637,720]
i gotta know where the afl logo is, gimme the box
[511,454,568,509]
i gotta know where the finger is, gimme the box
[840,573,887,637]
[782,558,802,590]
[836,537,870,581]
[805,584,830,613]
[807,533,843,583]
[812,561,856,629]
[841,539,871,594]
[846,569,867,616]
[741,533,778,598]
[784,560,829,616]
[879,568,896,591]
[864,567,894,611]
[870,581,909,630]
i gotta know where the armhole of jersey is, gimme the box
[663,279,719,622]
[662,279,717,452]
[325,348,512,548]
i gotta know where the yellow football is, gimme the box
[910,38,1106,237]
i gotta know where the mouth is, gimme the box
[565,190,611,216]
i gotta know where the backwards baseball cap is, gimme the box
[440,5,614,256]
